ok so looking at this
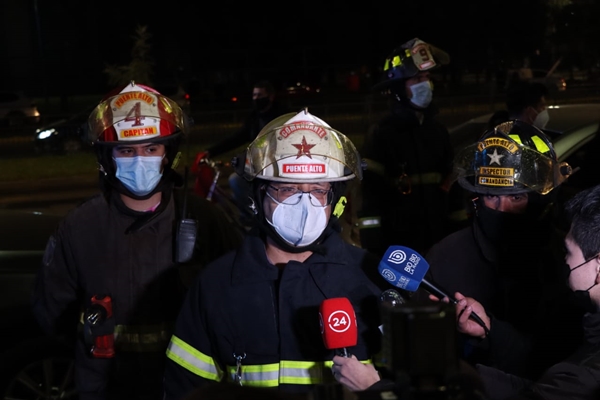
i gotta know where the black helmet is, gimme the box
[373,38,450,91]
[455,120,572,196]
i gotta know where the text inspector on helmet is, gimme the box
[455,120,573,196]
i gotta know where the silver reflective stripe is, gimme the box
[226,363,280,387]
[280,360,325,384]
[165,336,222,381]
[223,359,372,387]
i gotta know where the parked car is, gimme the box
[447,103,600,229]
[34,106,92,154]
[0,209,77,399]
[0,91,41,126]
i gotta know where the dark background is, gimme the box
[2,0,600,102]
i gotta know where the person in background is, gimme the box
[163,109,390,399]
[487,81,549,130]
[31,82,241,400]
[358,37,454,257]
[192,80,289,217]
[456,182,600,400]
[421,120,582,380]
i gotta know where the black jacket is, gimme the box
[31,187,242,400]
[477,311,600,400]
[359,102,454,256]
[163,230,385,399]
[421,218,583,379]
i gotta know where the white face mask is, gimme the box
[408,80,433,109]
[267,194,328,247]
[533,108,550,130]
[113,155,164,196]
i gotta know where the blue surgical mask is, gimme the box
[113,155,164,196]
[409,80,433,109]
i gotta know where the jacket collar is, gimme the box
[230,232,349,286]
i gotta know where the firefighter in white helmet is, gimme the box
[163,109,401,398]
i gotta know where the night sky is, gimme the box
[3,0,598,97]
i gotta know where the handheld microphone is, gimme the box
[319,297,358,357]
[378,245,489,334]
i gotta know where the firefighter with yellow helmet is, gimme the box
[163,109,397,398]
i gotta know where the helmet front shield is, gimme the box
[455,140,572,195]
[243,111,362,183]
[87,91,187,144]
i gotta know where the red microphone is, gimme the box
[319,297,358,357]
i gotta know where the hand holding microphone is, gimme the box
[377,245,490,337]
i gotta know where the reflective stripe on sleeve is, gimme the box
[165,336,223,382]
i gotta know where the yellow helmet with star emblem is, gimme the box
[241,108,363,183]
[455,120,572,195]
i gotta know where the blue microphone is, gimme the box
[378,245,488,333]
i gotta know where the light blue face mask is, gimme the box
[409,80,433,109]
[113,155,164,196]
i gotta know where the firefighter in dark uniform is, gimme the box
[163,109,397,399]
[419,120,584,380]
[31,82,242,400]
[358,38,454,257]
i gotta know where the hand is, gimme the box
[331,354,380,391]
[454,292,490,339]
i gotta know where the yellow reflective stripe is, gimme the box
[280,360,326,384]
[531,135,550,154]
[222,359,372,387]
[508,134,550,154]
[77,317,172,352]
[358,217,381,229]
[391,55,402,68]
[226,363,280,387]
[165,336,223,382]
[509,134,521,144]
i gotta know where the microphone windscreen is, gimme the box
[377,245,429,291]
[319,297,358,350]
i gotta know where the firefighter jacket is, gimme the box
[419,216,584,380]
[358,102,454,257]
[163,230,385,399]
[477,311,600,400]
[31,187,242,400]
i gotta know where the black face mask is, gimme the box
[475,202,539,244]
[253,97,271,111]
[563,256,599,313]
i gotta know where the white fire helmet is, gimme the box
[243,109,362,183]
[87,81,187,145]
